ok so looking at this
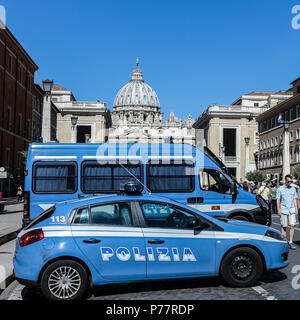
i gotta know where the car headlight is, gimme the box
[265,229,285,241]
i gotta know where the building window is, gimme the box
[18,65,22,84]
[27,75,32,92]
[296,145,300,163]
[27,120,31,139]
[285,111,289,122]
[8,55,12,74]
[290,131,293,142]
[17,114,22,135]
[275,136,278,146]
[296,105,300,119]
[254,132,259,145]
[7,106,11,130]
[254,103,259,107]
[290,108,295,121]
[296,128,300,140]
[17,153,22,170]
[5,148,10,169]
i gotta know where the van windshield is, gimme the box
[203,146,242,188]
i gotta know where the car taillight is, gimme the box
[23,191,30,219]
[19,228,44,247]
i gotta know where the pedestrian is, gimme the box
[270,182,278,215]
[242,181,250,192]
[252,182,259,195]
[258,181,272,203]
[17,185,23,202]
[276,174,298,249]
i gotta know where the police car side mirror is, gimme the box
[193,219,209,231]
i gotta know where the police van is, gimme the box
[22,142,271,227]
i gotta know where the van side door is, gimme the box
[196,169,233,217]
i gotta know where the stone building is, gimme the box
[193,91,292,182]
[0,25,38,195]
[108,60,195,144]
[52,84,111,143]
[256,77,300,182]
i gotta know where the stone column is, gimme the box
[283,124,290,178]
[244,137,250,180]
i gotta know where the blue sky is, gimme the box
[2,0,300,119]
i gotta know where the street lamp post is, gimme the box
[41,79,54,142]
[244,137,250,180]
[42,79,53,101]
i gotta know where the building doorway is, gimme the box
[77,125,91,143]
[223,128,236,158]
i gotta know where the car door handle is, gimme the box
[148,239,165,244]
[83,238,101,244]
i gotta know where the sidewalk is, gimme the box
[0,200,23,295]
[0,200,23,246]
[0,239,16,294]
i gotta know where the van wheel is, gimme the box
[231,215,250,222]
[220,247,263,287]
[41,260,89,300]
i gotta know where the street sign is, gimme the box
[0,172,7,179]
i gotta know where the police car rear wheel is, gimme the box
[41,260,89,300]
[220,247,263,287]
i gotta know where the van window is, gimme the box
[147,161,194,193]
[199,169,231,194]
[32,161,77,194]
[81,161,142,193]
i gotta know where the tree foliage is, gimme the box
[245,170,267,183]
[293,164,300,181]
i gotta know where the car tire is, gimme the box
[41,260,89,301]
[220,247,263,287]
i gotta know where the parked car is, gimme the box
[14,183,287,300]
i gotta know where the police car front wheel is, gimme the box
[220,247,264,287]
[41,260,89,300]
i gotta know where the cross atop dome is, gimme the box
[131,58,144,82]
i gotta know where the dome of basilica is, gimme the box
[113,60,160,110]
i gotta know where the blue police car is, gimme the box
[13,183,288,300]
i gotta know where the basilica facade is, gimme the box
[108,60,195,145]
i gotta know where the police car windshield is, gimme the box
[25,206,56,230]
